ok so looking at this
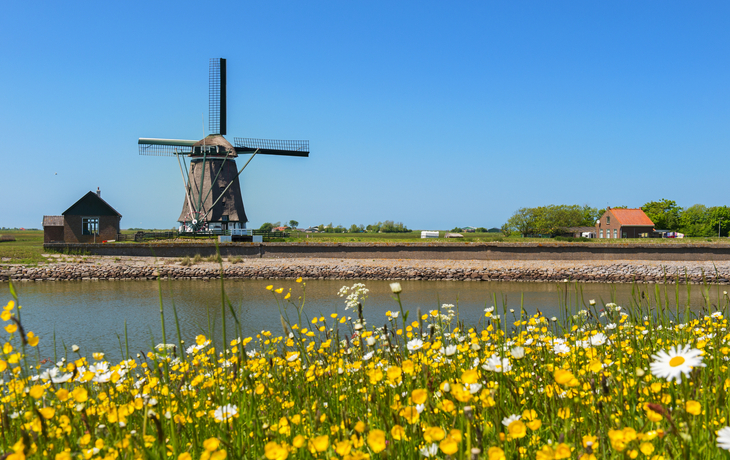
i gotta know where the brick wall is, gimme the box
[63,215,120,243]
[43,242,730,261]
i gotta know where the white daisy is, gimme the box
[407,339,424,352]
[718,426,730,450]
[650,344,705,384]
[502,414,521,426]
[419,443,439,457]
[443,344,458,356]
[510,346,525,359]
[213,404,238,422]
[482,354,512,373]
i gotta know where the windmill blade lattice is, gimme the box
[138,143,194,157]
[209,58,226,135]
[234,137,309,157]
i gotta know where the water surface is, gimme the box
[3,279,721,363]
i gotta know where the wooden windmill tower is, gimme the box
[138,58,309,232]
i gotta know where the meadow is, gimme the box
[2,277,730,459]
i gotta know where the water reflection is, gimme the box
[4,279,723,363]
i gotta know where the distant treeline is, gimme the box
[261,220,411,233]
[503,200,730,237]
[640,199,729,237]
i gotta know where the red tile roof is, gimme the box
[610,209,654,226]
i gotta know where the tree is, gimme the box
[641,199,682,230]
[504,205,597,237]
[259,222,274,232]
[349,224,360,233]
[289,220,299,229]
[708,206,730,237]
[505,207,537,236]
[679,204,710,236]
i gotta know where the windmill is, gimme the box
[138,58,309,232]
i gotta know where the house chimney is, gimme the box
[97,187,101,197]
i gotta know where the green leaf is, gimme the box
[8,280,17,300]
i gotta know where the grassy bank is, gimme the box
[2,229,729,265]
[2,279,730,459]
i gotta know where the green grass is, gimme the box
[0,230,46,264]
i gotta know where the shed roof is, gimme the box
[63,192,122,217]
[609,208,654,226]
[43,216,64,227]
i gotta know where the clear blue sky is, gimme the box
[2,1,729,230]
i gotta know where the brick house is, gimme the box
[44,189,122,243]
[42,216,65,243]
[595,208,654,239]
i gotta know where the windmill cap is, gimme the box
[192,134,236,157]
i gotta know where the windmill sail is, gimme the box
[234,137,309,157]
[138,138,197,156]
[209,58,226,135]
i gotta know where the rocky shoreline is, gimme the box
[2,257,730,284]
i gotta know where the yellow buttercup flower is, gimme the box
[266,285,274,290]
[400,406,419,424]
[390,425,406,440]
[311,435,329,452]
[639,442,654,455]
[411,388,428,405]
[27,331,39,347]
[335,440,352,456]
[264,442,288,460]
[275,288,284,294]
[461,368,478,384]
[203,438,220,452]
[211,450,227,460]
[367,429,386,453]
[5,324,17,334]
[29,385,45,399]
[424,426,446,443]
[487,447,505,460]
[554,368,579,387]
[686,400,701,415]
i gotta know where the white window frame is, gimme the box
[82,217,99,235]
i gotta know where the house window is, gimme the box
[614,229,618,238]
[221,215,229,222]
[82,217,99,235]
[600,229,603,238]
[623,232,627,238]
[606,230,610,238]
[607,216,611,225]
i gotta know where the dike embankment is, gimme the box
[43,241,730,261]
[3,258,730,284]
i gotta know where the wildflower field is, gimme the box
[2,277,730,459]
